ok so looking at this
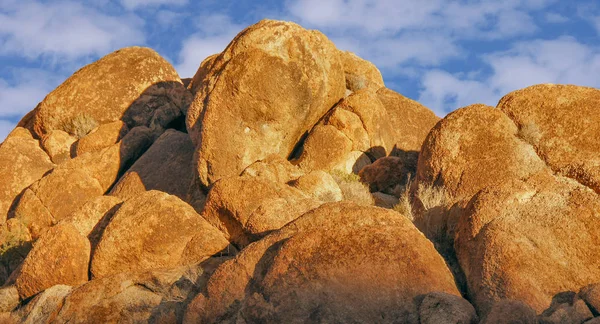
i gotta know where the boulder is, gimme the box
[31,47,191,138]
[498,84,600,194]
[91,191,229,279]
[0,127,54,222]
[40,130,76,164]
[18,285,73,324]
[538,291,594,324]
[295,87,437,174]
[339,50,385,91]
[329,171,375,206]
[482,300,538,324]
[186,19,345,187]
[202,176,320,248]
[11,126,154,237]
[372,192,399,209]
[15,224,90,299]
[186,202,460,323]
[54,258,227,323]
[418,291,478,324]
[73,121,128,157]
[579,284,600,316]
[110,129,195,201]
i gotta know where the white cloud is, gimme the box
[0,69,64,118]
[175,14,245,78]
[545,12,569,23]
[0,119,17,144]
[418,37,600,115]
[0,0,145,61]
[120,0,187,10]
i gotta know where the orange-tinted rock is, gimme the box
[186,202,459,323]
[73,121,128,157]
[455,172,600,313]
[339,50,385,91]
[202,176,320,248]
[416,104,545,204]
[40,130,76,164]
[288,170,343,202]
[54,259,227,323]
[187,19,345,187]
[295,124,354,172]
[498,84,600,194]
[110,129,195,201]
[12,127,154,237]
[31,47,191,138]
[579,284,600,316]
[91,191,229,279]
[59,196,123,246]
[0,286,19,313]
[18,285,73,324]
[15,224,90,299]
[240,154,304,184]
[187,53,218,94]
[0,128,54,222]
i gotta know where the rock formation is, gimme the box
[0,19,599,324]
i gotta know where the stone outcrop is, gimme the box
[0,128,54,222]
[30,47,191,139]
[186,202,459,323]
[186,19,346,187]
[91,191,229,278]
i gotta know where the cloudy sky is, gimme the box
[1,0,599,141]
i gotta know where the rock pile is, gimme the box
[0,19,599,323]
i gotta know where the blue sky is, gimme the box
[1,0,600,141]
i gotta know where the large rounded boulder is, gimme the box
[185,202,460,323]
[31,47,191,138]
[90,191,229,279]
[186,19,346,187]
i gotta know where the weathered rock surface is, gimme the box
[186,202,459,323]
[288,170,343,202]
[202,176,320,248]
[498,84,600,194]
[186,19,346,187]
[40,130,76,164]
[17,285,73,324]
[15,224,90,299]
[0,128,54,222]
[91,191,229,278]
[580,284,600,316]
[0,286,19,313]
[295,87,437,174]
[73,120,128,157]
[11,126,154,237]
[59,195,123,247]
[340,50,385,91]
[416,99,600,315]
[110,129,195,201]
[31,46,191,138]
[538,291,594,324]
[54,258,227,323]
